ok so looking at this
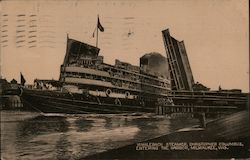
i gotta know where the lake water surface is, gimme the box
[1,111,199,160]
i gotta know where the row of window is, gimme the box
[63,72,170,95]
[66,59,169,85]
[65,64,170,88]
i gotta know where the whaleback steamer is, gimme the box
[21,36,173,113]
[15,28,248,114]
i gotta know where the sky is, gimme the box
[0,0,249,92]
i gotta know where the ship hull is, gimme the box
[21,89,155,114]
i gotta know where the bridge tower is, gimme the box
[162,29,194,91]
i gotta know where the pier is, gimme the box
[0,95,23,109]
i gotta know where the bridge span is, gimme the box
[156,91,249,115]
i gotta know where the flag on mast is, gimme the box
[97,16,104,32]
[94,15,104,47]
[20,72,26,86]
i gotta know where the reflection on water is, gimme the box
[1,111,199,160]
[17,116,69,137]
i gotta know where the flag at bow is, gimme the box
[20,72,26,86]
[97,16,104,32]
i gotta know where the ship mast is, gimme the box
[95,15,104,48]
[96,18,99,47]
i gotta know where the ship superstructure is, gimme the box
[58,38,171,107]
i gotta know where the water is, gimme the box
[1,110,199,160]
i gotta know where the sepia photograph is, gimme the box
[0,0,249,159]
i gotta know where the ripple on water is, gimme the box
[1,111,199,159]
